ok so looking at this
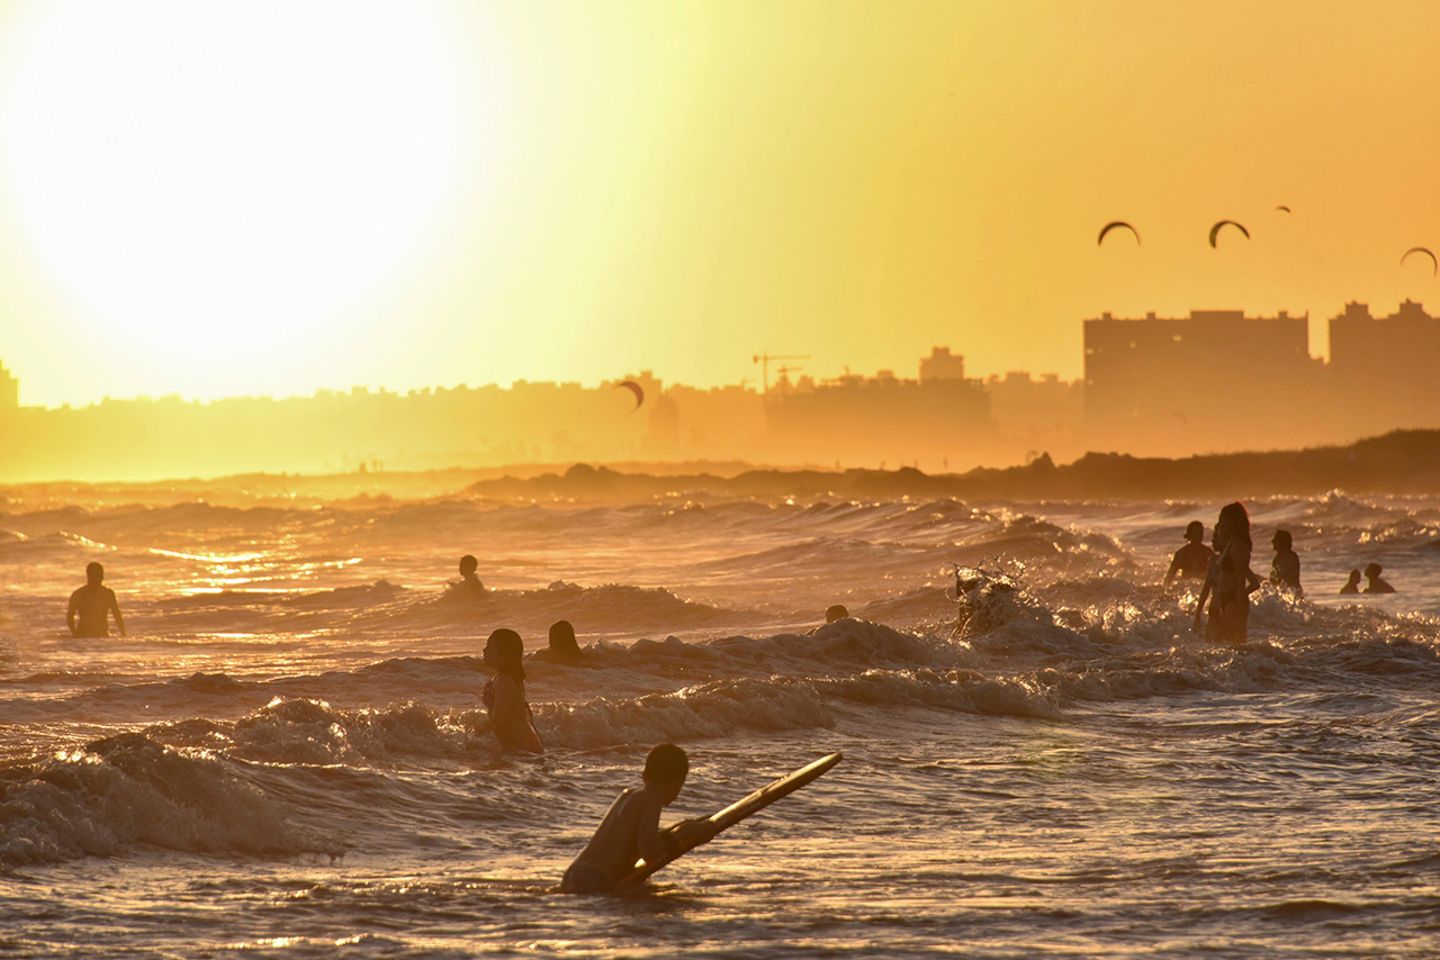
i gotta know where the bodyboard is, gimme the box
[617,751,842,888]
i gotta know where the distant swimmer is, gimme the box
[535,619,582,663]
[450,555,484,599]
[1268,529,1303,596]
[560,743,717,894]
[1164,521,1214,587]
[482,628,544,754]
[67,562,126,638]
[1340,569,1362,594]
[825,604,850,623]
[1363,563,1396,594]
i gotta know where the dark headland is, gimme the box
[466,430,1440,502]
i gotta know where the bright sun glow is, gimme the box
[0,1,464,389]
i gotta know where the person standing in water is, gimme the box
[1268,529,1302,597]
[1214,502,1256,645]
[450,555,484,599]
[1194,506,1259,645]
[1339,569,1362,594]
[67,562,126,638]
[1165,521,1214,588]
[482,628,543,754]
[1363,563,1396,594]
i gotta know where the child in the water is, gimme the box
[560,743,717,893]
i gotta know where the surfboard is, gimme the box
[616,751,843,889]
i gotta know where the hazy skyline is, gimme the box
[2,0,1439,408]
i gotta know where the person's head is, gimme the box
[484,628,525,678]
[547,619,580,655]
[1217,502,1251,546]
[1345,569,1362,585]
[1184,521,1204,543]
[459,555,479,577]
[1271,529,1292,552]
[824,604,850,623]
[85,561,104,585]
[643,743,690,804]
[1364,562,1383,580]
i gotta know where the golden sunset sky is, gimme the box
[1,0,1437,407]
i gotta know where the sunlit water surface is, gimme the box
[1,489,1438,957]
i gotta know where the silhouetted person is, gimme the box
[560,743,717,894]
[825,604,850,623]
[482,628,543,754]
[1363,563,1395,594]
[68,562,126,638]
[1339,569,1362,594]
[1164,521,1214,587]
[1194,504,1259,646]
[450,555,484,599]
[537,619,582,662]
[1268,529,1302,596]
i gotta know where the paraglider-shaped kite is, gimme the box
[1209,220,1250,248]
[1097,221,1141,247]
[1401,246,1438,276]
[615,380,645,411]
[1275,205,1292,214]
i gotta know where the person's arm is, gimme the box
[66,592,79,637]
[1164,552,1182,588]
[1193,576,1212,630]
[110,590,126,637]
[634,792,668,864]
[1233,544,1255,599]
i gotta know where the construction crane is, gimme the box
[752,353,811,395]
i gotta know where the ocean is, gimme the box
[1,485,1438,957]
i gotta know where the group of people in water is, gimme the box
[1164,502,1398,646]
[474,617,716,892]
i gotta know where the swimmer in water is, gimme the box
[450,555,484,598]
[560,744,717,894]
[1164,521,1214,588]
[1362,563,1396,594]
[67,562,126,638]
[482,629,543,754]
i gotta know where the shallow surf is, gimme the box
[2,488,1437,957]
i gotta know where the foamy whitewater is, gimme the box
[2,487,1438,957]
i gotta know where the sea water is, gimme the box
[1,487,1438,957]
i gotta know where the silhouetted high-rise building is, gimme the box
[1084,309,1321,454]
[1328,300,1440,433]
[919,346,966,382]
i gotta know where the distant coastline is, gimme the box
[4,430,1436,507]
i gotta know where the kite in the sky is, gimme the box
[1275,205,1291,213]
[1097,221,1141,246]
[615,380,645,411]
[1209,220,1250,248]
[1401,246,1438,276]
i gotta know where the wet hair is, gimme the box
[460,555,479,575]
[1346,569,1362,582]
[644,743,689,784]
[86,561,104,580]
[1184,521,1204,541]
[1364,562,1383,578]
[485,628,525,680]
[1218,502,1251,546]
[825,604,850,623]
[547,619,580,655]
[1272,529,1292,550]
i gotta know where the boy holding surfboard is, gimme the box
[560,743,717,894]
